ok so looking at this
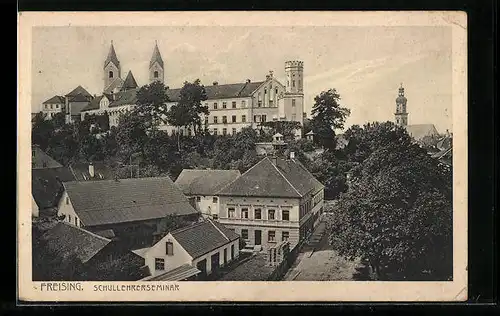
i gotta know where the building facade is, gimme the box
[174,169,241,219]
[216,155,325,251]
[78,41,306,138]
[135,219,240,280]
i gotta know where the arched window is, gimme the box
[154,71,159,78]
[109,71,114,78]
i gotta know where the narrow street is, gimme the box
[283,219,366,281]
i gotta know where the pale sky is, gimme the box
[32,26,452,132]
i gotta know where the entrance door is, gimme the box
[211,253,220,275]
[255,230,262,245]
[196,259,207,277]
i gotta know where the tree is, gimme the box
[329,123,452,281]
[52,112,66,129]
[260,121,301,141]
[166,79,208,150]
[32,112,54,150]
[115,111,149,163]
[135,80,170,130]
[154,214,193,243]
[310,89,351,150]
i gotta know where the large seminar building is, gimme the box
[73,41,306,138]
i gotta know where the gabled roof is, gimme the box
[103,78,125,94]
[82,95,104,111]
[32,167,76,210]
[109,88,138,107]
[121,71,138,91]
[166,81,264,102]
[405,124,439,140]
[43,95,65,104]
[63,176,198,227]
[65,85,92,98]
[170,219,239,259]
[104,41,120,68]
[32,146,63,169]
[174,169,241,196]
[69,162,114,181]
[150,42,164,69]
[40,222,111,264]
[217,157,324,198]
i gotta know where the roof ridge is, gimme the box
[75,200,191,213]
[270,158,302,197]
[59,221,112,243]
[170,221,207,235]
[208,219,229,241]
[215,158,268,195]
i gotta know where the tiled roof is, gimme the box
[63,177,198,227]
[94,229,116,239]
[121,71,138,91]
[171,219,239,259]
[104,42,120,68]
[32,146,63,169]
[109,89,138,107]
[82,95,104,111]
[143,264,200,281]
[405,124,439,140]
[104,78,125,94]
[32,167,76,210]
[174,169,241,196]
[166,81,264,102]
[43,95,65,104]
[65,85,92,98]
[217,157,324,198]
[150,42,164,68]
[69,162,114,181]
[40,222,111,264]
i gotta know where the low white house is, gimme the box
[134,219,240,280]
[174,169,241,220]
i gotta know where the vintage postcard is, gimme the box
[18,11,467,302]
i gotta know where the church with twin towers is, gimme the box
[76,40,307,138]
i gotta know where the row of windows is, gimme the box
[195,196,218,203]
[65,213,80,227]
[227,207,290,221]
[209,100,246,110]
[211,115,247,124]
[240,229,289,243]
[212,128,237,136]
[44,104,61,110]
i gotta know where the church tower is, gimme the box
[149,41,164,84]
[103,41,121,90]
[395,83,408,127]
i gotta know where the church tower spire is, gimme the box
[395,83,408,127]
[149,40,164,84]
[103,40,121,90]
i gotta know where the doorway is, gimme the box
[255,230,262,245]
[196,259,207,277]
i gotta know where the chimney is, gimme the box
[246,79,251,83]
[266,74,270,80]
[89,163,95,178]
[271,155,278,167]
[290,151,295,159]
[213,81,218,86]
[269,70,274,78]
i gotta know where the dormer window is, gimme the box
[154,71,159,78]
[109,71,114,79]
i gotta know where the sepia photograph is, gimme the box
[18,11,467,302]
